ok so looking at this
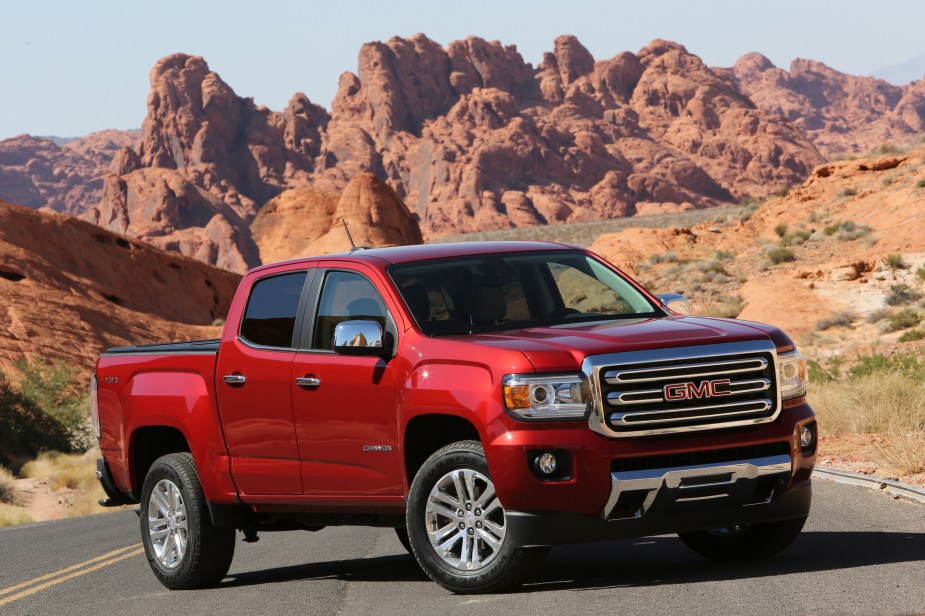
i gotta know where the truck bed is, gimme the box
[102,338,220,355]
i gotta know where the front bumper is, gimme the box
[508,479,811,547]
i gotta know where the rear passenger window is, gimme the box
[240,272,307,348]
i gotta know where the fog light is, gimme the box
[800,424,815,450]
[536,452,557,475]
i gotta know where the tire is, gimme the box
[394,527,413,555]
[678,516,807,562]
[406,440,548,593]
[140,453,236,589]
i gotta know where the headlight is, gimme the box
[503,374,589,420]
[778,350,807,400]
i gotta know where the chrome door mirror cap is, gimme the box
[657,293,691,316]
[333,320,385,356]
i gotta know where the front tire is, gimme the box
[140,453,235,589]
[678,516,807,562]
[406,440,547,593]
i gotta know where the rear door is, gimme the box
[290,263,403,495]
[215,266,314,496]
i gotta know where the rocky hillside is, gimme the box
[0,199,240,374]
[0,130,136,214]
[731,54,925,157]
[589,141,925,356]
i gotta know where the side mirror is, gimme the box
[333,320,386,356]
[657,293,691,316]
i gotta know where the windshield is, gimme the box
[388,250,663,335]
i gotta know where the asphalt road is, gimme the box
[1,478,922,616]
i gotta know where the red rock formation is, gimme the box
[0,199,240,374]
[731,53,925,156]
[0,130,136,214]
[317,35,821,236]
[251,172,423,264]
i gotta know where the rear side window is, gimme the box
[240,272,307,348]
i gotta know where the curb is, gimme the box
[814,467,925,505]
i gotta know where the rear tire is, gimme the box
[406,440,547,593]
[140,453,235,589]
[678,516,807,562]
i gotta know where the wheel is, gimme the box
[678,516,807,562]
[406,440,548,593]
[140,453,236,589]
[394,527,413,555]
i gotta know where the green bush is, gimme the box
[838,187,858,197]
[888,308,920,331]
[899,329,925,343]
[884,254,907,270]
[767,247,795,264]
[0,372,73,463]
[917,179,925,188]
[15,359,93,452]
[916,265,925,283]
[885,283,922,307]
[774,223,788,238]
[781,229,812,246]
[876,143,901,155]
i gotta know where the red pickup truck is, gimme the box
[92,241,816,593]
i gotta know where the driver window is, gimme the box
[312,271,388,350]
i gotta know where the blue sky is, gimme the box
[2,0,923,139]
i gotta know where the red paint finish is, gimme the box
[95,241,815,526]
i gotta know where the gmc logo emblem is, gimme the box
[664,379,731,401]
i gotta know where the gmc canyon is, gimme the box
[92,241,816,593]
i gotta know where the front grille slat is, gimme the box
[591,344,780,436]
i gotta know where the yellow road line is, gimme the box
[0,543,144,606]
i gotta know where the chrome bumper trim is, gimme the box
[602,454,792,519]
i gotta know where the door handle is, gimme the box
[223,374,247,386]
[295,376,321,389]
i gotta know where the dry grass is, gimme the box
[19,450,106,518]
[0,466,19,505]
[700,295,745,318]
[0,503,33,527]
[434,207,742,247]
[810,371,925,476]
[875,433,925,476]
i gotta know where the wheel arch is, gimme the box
[129,425,191,499]
[403,413,481,485]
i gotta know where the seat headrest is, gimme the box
[402,283,431,321]
[471,286,506,324]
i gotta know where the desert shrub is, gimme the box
[821,221,870,240]
[899,329,925,343]
[916,265,925,282]
[772,185,791,198]
[838,187,858,197]
[21,450,99,492]
[211,318,225,327]
[885,283,921,307]
[917,179,925,188]
[0,467,18,505]
[876,143,901,155]
[884,254,907,270]
[815,311,855,331]
[886,308,921,331]
[713,250,735,261]
[15,359,93,452]
[781,229,812,246]
[648,252,679,264]
[882,177,893,186]
[774,223,788,238]
[701,295,745,318]
[866,307,893,324]
[767,246,795,264]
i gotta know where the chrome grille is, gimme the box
[583,341,781,437]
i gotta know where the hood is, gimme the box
[446,316,789,372]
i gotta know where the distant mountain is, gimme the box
[871,53,925,85]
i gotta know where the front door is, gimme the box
[291,266,403,495]
[215,269,311,496]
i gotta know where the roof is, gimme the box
[247,241,578,274]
